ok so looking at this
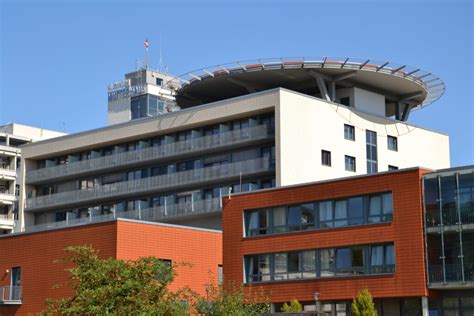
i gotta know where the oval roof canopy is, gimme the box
[171,57,445,115]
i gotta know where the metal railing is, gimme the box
[429,264,467,283]
[0,286,22,304]
[169,56,445,108]
[26,157,273,211]
[26,197,222,233]
[26,125,273,184]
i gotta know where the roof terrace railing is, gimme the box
[25,157,273,212]
[26,124,273,184]
[25,197,222,233]
[168,56,445,108]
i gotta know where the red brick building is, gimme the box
[0,219,222,315]
[223,168,431,314]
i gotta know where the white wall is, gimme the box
[353,88,386,116]
[276,89,450,186]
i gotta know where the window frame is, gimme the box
[321,150,332,167]
[387,135,398,151]
[344,124,355,141]
[345,155,356,172]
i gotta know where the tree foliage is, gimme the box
[42,245,191,315]
[194,281,270,316]
[281,298,303,313]
[352,288,377,316]
[281,299,303,312]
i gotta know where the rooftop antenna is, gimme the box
[144,38,149,69]
[159,34,163,72]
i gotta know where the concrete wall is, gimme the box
[354,87,386,116]
[276,89,449,186]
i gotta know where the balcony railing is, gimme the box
[26,157,273,211]
[0,213,13,221]
[0,286,22,304]
[429,263,474,285]
[426,207,474,228]
[25,197,222,233]
[0,192,16,203]
[26,125,273,184]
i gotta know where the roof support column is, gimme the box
[310,72,331,102]
[329,81,336,102]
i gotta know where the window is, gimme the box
[244,243,395,284]
[387,136,398,151]
[321,150,331,166]
[10,267,21,300]
[369,244,395,274]
[245,209,270,236]
[340,97,350,106]
[344,124,355,141]
[366,130,378,173]
[156,78,163,86]
[388,165,398,171]
[246,254,271,282]
[368,193,393,223]
[345,155,356,172]
[218,265,223,285]
[336,247,364,275]
[245,192,393,237]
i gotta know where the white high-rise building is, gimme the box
[18,57,449,233]
[0,124,65,234]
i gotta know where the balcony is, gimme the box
[0,213,14,230]
[0,168,16,180]
[428,264,474,288]
[0,192,16,204]
[25,125,274,184]
[425,207,474,233]
[26,197,222,233]
[25,157,273,212]
[0,286,22,305]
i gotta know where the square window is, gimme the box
[322,150,331,166]
[344,124,355,141]
[345,155,356,172]
[387,136,398,151]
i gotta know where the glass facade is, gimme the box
[244,192,393,237]
[131,94,165,120]
[244,243,395,283]
[423,167,474,286]
[366,130,378,174]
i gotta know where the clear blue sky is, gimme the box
[0,0,472,166]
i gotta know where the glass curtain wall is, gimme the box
[423,168,474,285]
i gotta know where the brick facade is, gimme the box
[222,168,429,303]
[0,219,221,316]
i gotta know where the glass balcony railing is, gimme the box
[25,125,273,184]
[426,207,474,228]
[25,157,273,212]
[0,286,22,304]
[428,263,474,285]
[25,197,222,233]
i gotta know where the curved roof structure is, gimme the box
[169,57,445,116]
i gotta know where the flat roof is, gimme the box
[172,57,445,111]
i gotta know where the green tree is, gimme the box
[352,288,377,316]
[195,281,270,316]
[281,299,303,312]
[42,245,192,315]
